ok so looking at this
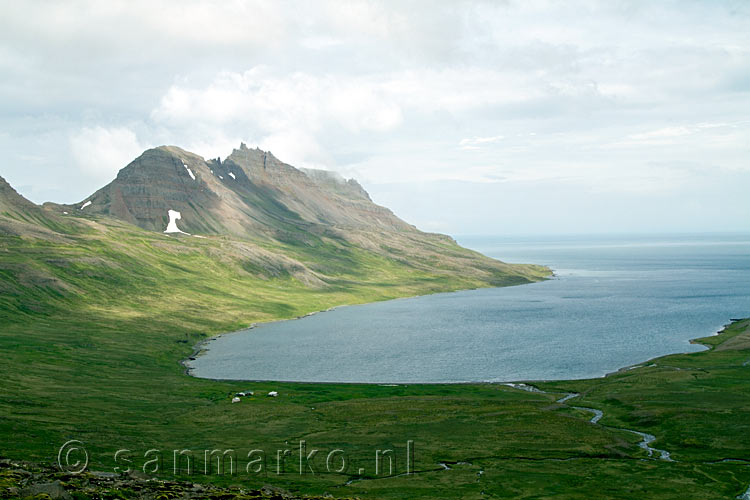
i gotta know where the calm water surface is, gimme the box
[188,234,750,383]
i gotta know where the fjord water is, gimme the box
[189,234,750,383]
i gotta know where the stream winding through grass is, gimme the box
[343,381,674,489]
[505,383,673,461]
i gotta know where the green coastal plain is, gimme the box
[2,169,749,499]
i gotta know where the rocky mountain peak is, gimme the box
[63,143,413,238]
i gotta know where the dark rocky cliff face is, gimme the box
[75,143,414,238]
[81,147,223,234]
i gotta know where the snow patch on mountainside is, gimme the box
[183,164,196,180]
[164,209,189,234]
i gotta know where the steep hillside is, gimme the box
[40,143,548,291]
[0,169,549,324]
[223,144,411,231]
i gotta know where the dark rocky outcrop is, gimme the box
[20,480,72,500]
[0,458,353,500]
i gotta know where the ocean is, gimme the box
[188,233,750,383]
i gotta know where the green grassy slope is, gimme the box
[1,205,749,499]
[0,207,548,323]
[540,319,750,463]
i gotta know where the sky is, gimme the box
[1,0,748,235]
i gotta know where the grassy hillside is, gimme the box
[1,198,749,498]
[0,205,548,323]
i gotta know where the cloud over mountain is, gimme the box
[1,1,748,234]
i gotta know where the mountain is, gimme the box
[74,143,413,239]
[60,143,551,286]
[0,147,549,322]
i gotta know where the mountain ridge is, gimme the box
[0,148,549,321]
[72,143,413,239]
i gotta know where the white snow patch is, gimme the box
[164,209,189,234]
[183,164,195,180]
[80,200,92,209]
[228,172,236,180]
[210,169,214,174]
[219,175,224,179]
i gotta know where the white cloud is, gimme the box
[0,1,288,53]
[69,126,145,181]
[299,36,343,50]
[147,65,554,171]
[1,1,748,232]
[607,121,750,151]
[459,135,505,150]
[151,65,550,129]
[259,129,330,170]
[625,126,697,145]
[150,68,415,167]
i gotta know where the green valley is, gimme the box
[1,152,748,499]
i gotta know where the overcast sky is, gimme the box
[1,0,748,235]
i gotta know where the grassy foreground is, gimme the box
[1,215,749,498]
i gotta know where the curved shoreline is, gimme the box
[184,316,749,496]
[179,278,554,379]
[180,302,727,387]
